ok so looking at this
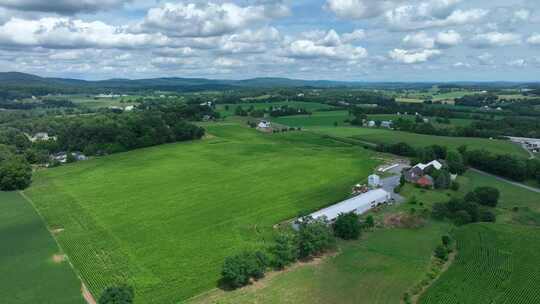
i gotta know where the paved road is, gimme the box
[381,175,405,203]
[470,168,540,194]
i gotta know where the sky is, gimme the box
[0,0,539,81]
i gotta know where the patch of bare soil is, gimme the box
[52,254,66,263]
[50,228,64,235]
[82,283,97,304]
[384,212,425,229]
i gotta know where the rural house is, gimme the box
[404,160,443,188]
[257,120,271,129]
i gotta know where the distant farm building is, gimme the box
[257,120,272,130]
[404,160,443,188]
[307,189,391,222]
[368,174,381,187]
[380,121,393,128]
[30,132,56,142]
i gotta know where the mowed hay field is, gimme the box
[420,223,540,304]
[190,222,450,304]
[25,123,379,303]
[309,127,528,157]
[272,110,352,127]
[0,192,84,304]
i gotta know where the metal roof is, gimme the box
[309,189,390,221]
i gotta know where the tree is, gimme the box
[333,212,361,240]
[454,210,472,226]
[442,235,451,247]
[431,202,448,220]
[480,210,496,222]
[365,215,375,229]
[0,155,32,191]
[434,169,451,189]
[474,187,500,207]
[98,286,134,304]
[222,251,269,288]
[446,151,466,175]
[434,245,448,261]
[297,217,336,259]
[270,232,298,269]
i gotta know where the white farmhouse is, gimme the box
[257,120,271,129]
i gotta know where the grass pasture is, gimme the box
[25,123,379,303]
[190,222,450,304]
[420,223,540,304]
[309,127,528,157]
[216,101,335,116]
[271,110,351,127]
[0,192,84,304]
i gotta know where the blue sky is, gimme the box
[0,0,538,81]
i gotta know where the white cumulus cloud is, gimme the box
[388,48,441,63]
[141,2,289,38]
[471,32,522,48]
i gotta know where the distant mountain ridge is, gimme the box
[0,72,538,94]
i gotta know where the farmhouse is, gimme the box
[257,120,271,129]
[30,132,56,142]
[404,160,443,188]
[308,189,391,222]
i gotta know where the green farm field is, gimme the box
[271,110,351,127]
[25,123,379,303]
[309,127,528,157]
[420,223,540,304]
[190,222,450,304]
[0,191,84,304]
[216,101,335,116]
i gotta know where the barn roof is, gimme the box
[309,189,390,222]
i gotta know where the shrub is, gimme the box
[480,210,496,222]
[450,181,460,191]
[442,235,451,247]
[474,187,500,207]
[434,245,448,261]
[333,212,361,240]
[221,251,269,288]
[297,217,336,259]
[270,232,298,269]
[364,215,375,229]
[454,210,472,226]
[98,285,134,304]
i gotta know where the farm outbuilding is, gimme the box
[368,174,381,187]
[308,189,391,222]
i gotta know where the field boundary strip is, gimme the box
[18,191,96,304]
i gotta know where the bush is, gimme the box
[442,235,451,247]
[221,251,269,288]
[270,232,298,269]
[99,286,134,304]
[333,212,361,240]
[434,245,448,261]
[480,210,496,222]
[297,217,336,259]
[364,215,375,229]
[474,187,500,207]
[431,202,448,220]
[450,181,460,191]
[454,210,472,226]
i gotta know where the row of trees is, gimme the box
[0,144,32,191]
[432,187,499,225]
[222,214,375,289]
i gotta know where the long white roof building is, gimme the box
[309,189,391,222]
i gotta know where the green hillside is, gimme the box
[25,123,379,303]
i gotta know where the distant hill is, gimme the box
[0,72,360,94]
[0,72,538,95]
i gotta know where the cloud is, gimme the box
[324,0,402,19]
[141,2,289,38]
[435,30,462,47]
[388,48,441,63]
[283,29,368,61]
[0,0,130,14]
[477,52,494,65]
[453,61,471,68]
[403,32,435,48]
[471,32,522,48]
[402,30,461,49]
[386,6,488,31]
[0,17,169,49]
[527,34,540,45]
[507,58,526,67]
